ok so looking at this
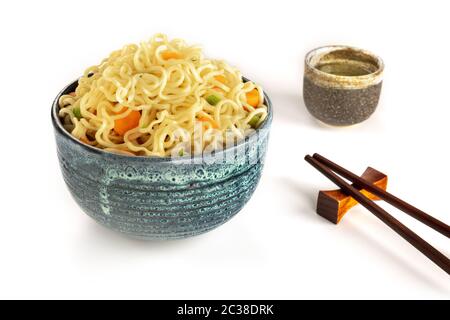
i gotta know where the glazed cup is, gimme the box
[52,78,273,240]
[303,45,384,126]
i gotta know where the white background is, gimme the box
[1,0,449,299]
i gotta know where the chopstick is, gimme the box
[313,153,450,238]
[305,155,450,275]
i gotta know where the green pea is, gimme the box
[248,115,261,128]
[73,107,82,120]
[206,95,221,106]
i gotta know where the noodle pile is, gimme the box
[58,34,268,157]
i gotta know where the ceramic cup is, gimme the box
[303,45,384,126]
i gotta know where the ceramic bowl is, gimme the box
[303,45,384,126]
[52,79,272,240]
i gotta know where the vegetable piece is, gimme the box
[80,137,91,144]
[198,116,219,129]
[214,75,227,84]
[212,87,225,93]
[114,108,141,135]
[161,51,182,60]
[178,149,184,157]
[211,76,227,94]
[248,114,261,128]
[206,94,221,106]
[246,89,260,107]
[73,107,82,119]
[69,92,76,97]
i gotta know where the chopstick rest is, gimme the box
[305,154,450,275]
[313,153,450,238]
[317,167,388,224]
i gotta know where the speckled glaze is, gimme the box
[303,46,384,126]
[52,79,272,240]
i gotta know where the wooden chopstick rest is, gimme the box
[317,167,388,224]
[305,154,450,274]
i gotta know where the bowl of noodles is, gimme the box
[51,34,273,240]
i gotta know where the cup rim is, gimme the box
[51,78,273,163]
[304,45,384,87]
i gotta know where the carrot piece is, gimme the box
[80,137,89,144]
[212,87,224,93]
[161,51,182,60]
[246,89,260,107]
[215,75,227,84]
[114,108,141,136]
[69,92,76,97]
[198,116,219,129]
[80,136,95,145]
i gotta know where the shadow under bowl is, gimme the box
[51,79,273,240]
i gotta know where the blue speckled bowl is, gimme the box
[51,79,273,240]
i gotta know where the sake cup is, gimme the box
[303,45,384,126]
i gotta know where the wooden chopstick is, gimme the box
[305,155,450,275]
[313,153,450,238]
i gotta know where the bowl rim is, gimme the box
[51,77,273,163]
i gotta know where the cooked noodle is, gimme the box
[58,34,268,157]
